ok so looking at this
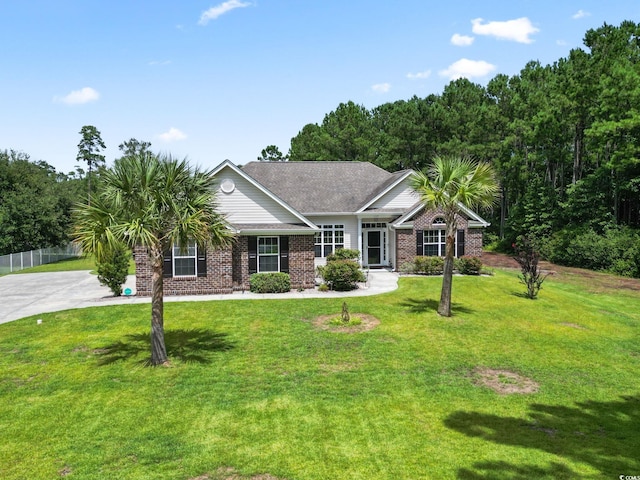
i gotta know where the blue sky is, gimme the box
[1,1,638,174]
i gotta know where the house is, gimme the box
[134,160,489,296]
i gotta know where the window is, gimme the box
[173,241,197,276]
[315,225,345,257]
[258,237,279,272]
[362,222,387,229]
[424,229,446,257]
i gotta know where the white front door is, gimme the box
[363,229,387,267]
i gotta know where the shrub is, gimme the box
[513,236,548,299]
[96,244,130,296]
[326,249,360,262]
[399,262,416,274]
[249,272,291,293]
[414,256,444,275]
[541,226,640,278]
[456,256,483,275]
[318,259,366,291]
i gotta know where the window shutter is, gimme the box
[279,236,289,273]
[456,229,465,257]
[416,230,424,256]
[163,247,173,278]
[248,237,257,274]
[197,247,207,277]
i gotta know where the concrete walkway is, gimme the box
[0,270,399,324]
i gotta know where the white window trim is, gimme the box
[315,224,345,258]
[173,241,198,277]
[258,236,280,272]
[423,228,458,257]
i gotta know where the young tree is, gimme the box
[73,152,233,365]
[411,156,499,316]
[76,125,106,205]
[513,236,549,299]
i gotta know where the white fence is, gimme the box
[0,244,82,275]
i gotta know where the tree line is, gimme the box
[0,127,151,256]
[279,20,640,275]
[2,21,639,276]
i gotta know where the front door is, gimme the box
[363,229,387,267]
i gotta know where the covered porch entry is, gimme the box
[360,221,391,268]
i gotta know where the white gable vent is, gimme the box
[220,178,235,194]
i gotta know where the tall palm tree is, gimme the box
[411,155,499,317]
[73,152,233,365]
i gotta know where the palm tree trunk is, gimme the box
[438,223,456,317]
[150,249,168,365]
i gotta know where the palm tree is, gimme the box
[411,155,499,317]
[73,152,233,365]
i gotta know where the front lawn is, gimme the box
[9,255,135,275]
[0,270,638,479]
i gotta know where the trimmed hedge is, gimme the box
[326,249,360,262]
[455,256,483,275]
[249,272,291,293]
[414,256,444,275]
[402,256,483,275]
[317,259,366,291]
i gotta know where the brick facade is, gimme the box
[395,208,484,268]
[135,234,316,296]
[134,244,234,296]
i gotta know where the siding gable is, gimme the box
[215,167,302,224]
[369,179,418,210]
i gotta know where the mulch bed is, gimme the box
[313,314,380,333]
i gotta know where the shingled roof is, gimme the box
[241,161,409,213]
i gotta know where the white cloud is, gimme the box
[471,17,539,44]
[451,33,475,46]
[556,39,568,46]
[407,70,432,80]
[572,9,591,19]
[53,87,100,105]
[157,127,187,142]
[148,60,172,66]
[199,0,251,25]
[371,83,391,93]
[439,58,496,80]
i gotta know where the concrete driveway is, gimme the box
[0,271,136,324]
[0,269,399,324]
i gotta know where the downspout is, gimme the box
[357,216,363,267]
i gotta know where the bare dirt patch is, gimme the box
[560,322,588,330]
[473,367,539,395]
[192,467,288,480]
[482,251,640,293]
[313,314,380,333]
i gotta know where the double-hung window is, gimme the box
[314,225,345,257]
[423,230,446,256]
[258,237,279,272]
[173,241,197,276]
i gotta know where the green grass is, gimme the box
[9,255,135,275]
[0,270,638,479]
